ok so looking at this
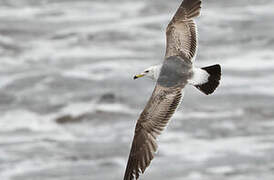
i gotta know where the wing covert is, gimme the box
[123,85,182,180]
[165,0,201,61]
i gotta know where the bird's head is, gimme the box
[133,65,161,81]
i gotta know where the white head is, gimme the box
[134,65,161,81]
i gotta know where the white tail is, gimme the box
[189,64,221,95]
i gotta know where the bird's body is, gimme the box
[158,56,192,88]
[124,0,222,179]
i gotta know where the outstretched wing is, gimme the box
[165,0,201,60]
[123,85,183,180]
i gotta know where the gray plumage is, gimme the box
[158,56,193,87]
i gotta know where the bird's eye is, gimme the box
[145,70,149,73]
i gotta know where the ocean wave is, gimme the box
[160,133,274,162]
[0,110,59,132]
[174,109,244,120]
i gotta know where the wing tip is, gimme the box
[123,129,158,180]
[185,0,202,19]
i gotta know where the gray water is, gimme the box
[1,0,274,180]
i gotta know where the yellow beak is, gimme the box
[133,74,145,80]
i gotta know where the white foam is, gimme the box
[59,100,135,117]
[0,101,135,144]
[0,156,97,180]
[174,109,244,120]
[61,58,154,81]
[0,110,58,132]
[95,103,135,114]
[55,13,168,38]
[22,38,136,63]
[223,50,274,71]
[223,75,271,87]
[0,6,41,18]
[245,4,274,16]
[59,102,95,117]
[62,70,106,81]
[0,109,78,144]
[211,120,236,130]
[41,1,145,22]
[0,76,16,88]
[0,34,15,44]
[206,166,234,174]
[184,171,203,180]
[160,133,274,162]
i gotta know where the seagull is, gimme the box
[124,0,221,179]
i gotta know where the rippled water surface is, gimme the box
[1,0,274,180]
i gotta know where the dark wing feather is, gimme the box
[165,0,201,60]
[123,85,182,180]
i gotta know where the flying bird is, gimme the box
[124,0,221,179]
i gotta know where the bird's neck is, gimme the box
[152,64,162,81]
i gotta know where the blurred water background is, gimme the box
[0,0,274,179]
